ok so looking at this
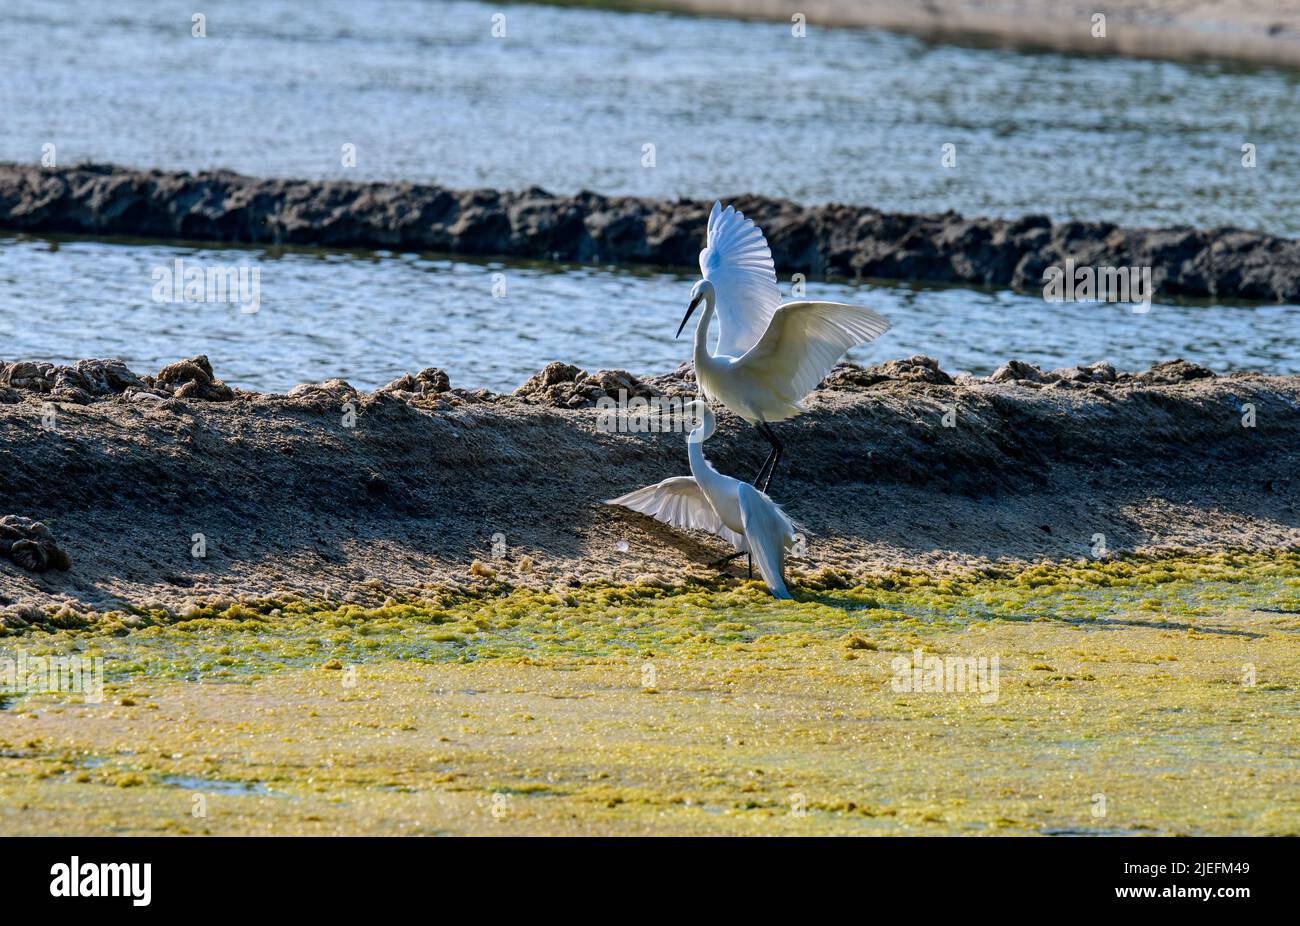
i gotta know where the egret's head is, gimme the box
[684,397,715,443]
[676,279,714,338]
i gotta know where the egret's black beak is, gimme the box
[676,294,703,339]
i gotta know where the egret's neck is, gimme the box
[693,291,716,364]
[686,419,722,496]
[687,428,711,482]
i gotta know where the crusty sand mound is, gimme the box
[1,353,1296,622]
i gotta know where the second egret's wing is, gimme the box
[737,301,891,405]
[607,476,744,550]
[699,201,782,359]
[736,483,794,600]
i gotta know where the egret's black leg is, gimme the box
[709,550,747,569]
[756,422,783,494]
[747,554,752,579]
[753,445,777,488]
[752,421,782,489]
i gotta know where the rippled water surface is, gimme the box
[3,235,1295,393]
[1,0,1298,232]
[2,1,1297,388]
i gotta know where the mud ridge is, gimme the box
[1,353,1296,623]
[3,163,1299,301]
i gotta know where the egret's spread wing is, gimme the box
[738,301,890,405]
[699,201,782,359]
[736,483,794,599]
[607,476,744,550]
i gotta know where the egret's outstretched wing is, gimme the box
[736,483,794,600]
[607,477,744,550]
[700,201,782,359]
[737,301,890,405]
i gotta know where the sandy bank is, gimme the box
[1,353,1296,622]
[4,164,1299,301]
[597,0,1300,69]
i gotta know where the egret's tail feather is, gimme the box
[736,483,796,599]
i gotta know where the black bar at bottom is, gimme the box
[0,835,1286,912]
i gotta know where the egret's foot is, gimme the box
[709,551,747,569]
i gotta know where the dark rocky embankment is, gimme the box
[3,163,1299,301]
[1,353,1296,623]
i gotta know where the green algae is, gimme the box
[3,551,1297,687]
[3,550,1297,836]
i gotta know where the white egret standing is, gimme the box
[676,201,891,492]
[606,399,797,599]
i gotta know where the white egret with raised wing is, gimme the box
[606,399,797,599]
[676,201,891,492]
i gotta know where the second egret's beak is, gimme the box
[676,294,703,339]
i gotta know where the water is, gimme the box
[1,0,1297,233]
[3,234,1295,393]
[2,2,1297,387]
[159,775,275,796]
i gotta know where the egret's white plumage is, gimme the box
[679,202,891,489]
[607,400,797,599]
[699,201,783,359]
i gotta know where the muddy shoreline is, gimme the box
[4,163,1300,301]
[1,353,1296,623]
[590,0,1300,70]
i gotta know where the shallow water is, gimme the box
[3,234,1297,392]
[1,0,1297,233]
[158,775,274,796]
[5,1,1297,389]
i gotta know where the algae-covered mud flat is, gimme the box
[2,555,1297,835]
